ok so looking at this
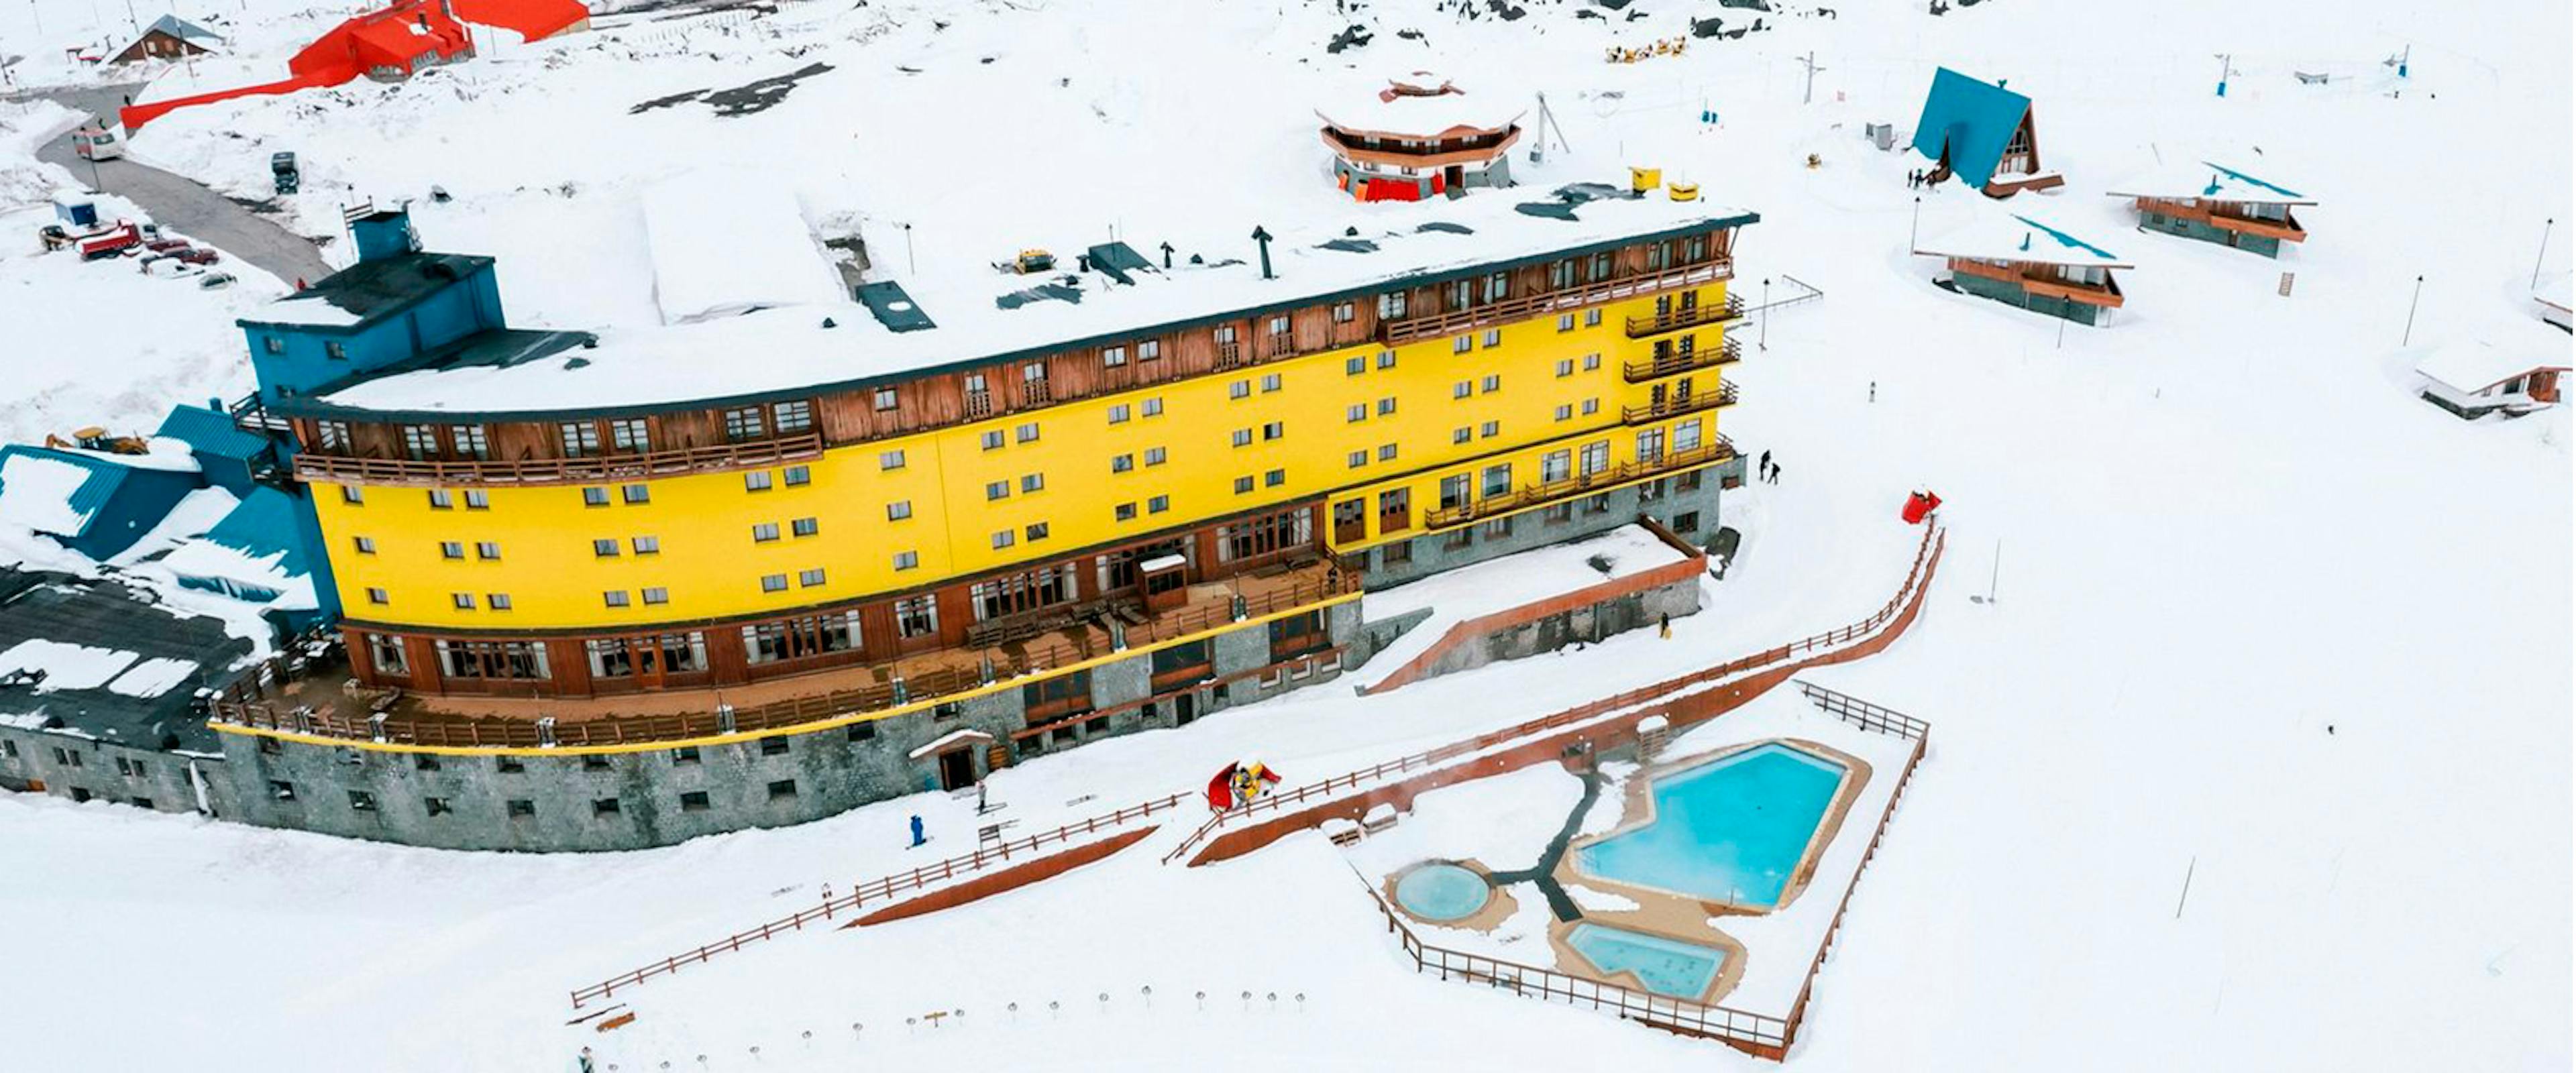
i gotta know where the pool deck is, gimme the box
[1564,738,1877,917]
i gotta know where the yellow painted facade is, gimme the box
[313,281,1732,632]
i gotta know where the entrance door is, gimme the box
[937,748,976,791]
[1444,164,1465,190]
[1174,692,1197,726]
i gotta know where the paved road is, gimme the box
[14,82,334,284]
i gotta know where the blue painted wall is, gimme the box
[242,266,502,406]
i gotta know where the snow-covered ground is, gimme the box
[1353,522,1695,689]
[0,0,2568,1070]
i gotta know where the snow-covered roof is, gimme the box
[1317,73,1526,138]
[1915,210,2130,268]
[2105,160,2314,205]
[301,186,1755,420]
[0,453,101,536]
[1137,553,1188,573]
[2414,338,2572,393]
[2536,271,2572,313]
[114,13,227,60]
[642,171,844,326]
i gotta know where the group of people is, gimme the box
[1904,168,1942,190]
[1756,449,1784,485]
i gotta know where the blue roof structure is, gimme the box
[1911,68,2033,190]
[197,487,311,581]
[155,404,269,461]
[0,447,140,539]
[2203,162,2303,200]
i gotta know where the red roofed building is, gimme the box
[296,0,476,82]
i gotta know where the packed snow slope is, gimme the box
[2,0,2570,1070]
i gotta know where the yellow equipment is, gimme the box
[1667,181,1700,203]
[1012,249,1056,274]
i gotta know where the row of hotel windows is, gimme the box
[272,782,809,817]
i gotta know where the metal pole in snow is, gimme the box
[2402,274,2423,345]
[1759,278,1770,351]
[2174,856,2197,919]
[1988,540,2000,603]
[1910,196,1920,251]
[902,223,914,276]
[2532,218,2555,290]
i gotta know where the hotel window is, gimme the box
[879,449,906,470]
[991,530,1015,549]
[1452,335,1472,355]
[264,337,284,355]
[1264,469,1285,487]
[1233,476,1254,494]
[440,541,464,559]
[1346,356,1366,376]
[1481,374,1501,393]
[1580,441,1611,475]
[722,406,765,441]
[745,471,773,492]
[325,340,348,359]
[1116,502,1138,522]
[1024,522,1049,542]
[487,594,513,611]
[1556,404,1574,421]
[1482,463,1513,498]
[760,574,788,593]
[1147,494,1170,514]
[1542,450,1573,484]
[752,522,780,543]
[558,422,600,457]
[1482,329,1501,349]
[1584,308,1602,328]
[312,420,350,452]
[1452,427,1470,445]
[604,589,630,607]
[341,486,364,505]
[1230,380,1252,400]
[1377,349,1397,370]
[610,418,648,452]
[592,539,619,557]
[1142,397,1165,417]
[1015,422,1040,443]
[1582,398,1601,416]
[1549,259,1575,289]
[1377,290,1408,319]
[475,541,500,560]
[970,564,1078,621]
[784,465,808,486]
[1673,418,1703,452]
[1636,428,1666,461]
[450,425,488,459]
[1347,450,1366,469]
[1687,235,1707,261]
[1232,429,1253,448]
[1262,421,1284,441]
[792,516,818,536]
[429,490,453,510]
[1346,404,1366,423]
[873,387,899,411]
[1558,313,1576,333]
[1484,272,1509,302]
[895,594,938,638]
[1452,381,1472,400]
[1377,397,1397,416]
[1103,345,1126,367]
[451,592,474,610]
[1648,241,1668,270]
[464,490,490,510]
[1450,280,1472,308]
[1378,443,1398,461]
[1556,359,1575,378]
[773,400,813,434]
[1109,403,1132,424]
[985,481,1010,501]
[622,484,649,504]
[740,612,859,665]
[1260,374,1282,393]
[798,568,826,587]
[632,536,659,555]
[980,430,1004,451]
[353,536,376,554]
[1145,446,1167,465]
[1267,315,1290,337]
[1483,516,1514,540]
[1021,473,1045,493]
[1111,453,1135,473]
[1333,302,1355,323]
[1215,508,1311,562]
[1479,420,1499,439]
[1589,252,1611,281]
[369,634,408,676]
[366,587,388,605]
[892,550,919,571]
[583,487,610,507]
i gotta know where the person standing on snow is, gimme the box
[908,813,926,848]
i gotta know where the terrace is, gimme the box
[208,559,1354,748]
[1423,439,1735,530]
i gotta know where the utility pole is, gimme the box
[1797,51,1825,105]
[1759,278,1770,351]
[902,222,914,276]
[2214,53,2231,97]
[2532,217,2555,290]
[2402,274,2424,345]
[1909,196,1921,251]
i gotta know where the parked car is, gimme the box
[197,272,239,290]
[173,247,220,266]
[72,125,124,162]
[145,237,192,253]
[140,254,202,278]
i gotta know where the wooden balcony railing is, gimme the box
[1422,438,1735,530]
[1379,261,1732,345]
[1623,336,1742,383]
[292,431,826,489]
[1624,292,1747,339]
[1214,341,1246,369]
[208,567,1361,750]
[1622,382,1738,425]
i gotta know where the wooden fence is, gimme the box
[1778,685,1930,1051]
[568,791,1191,1009]
[1158,521,1944,866]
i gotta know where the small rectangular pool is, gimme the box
[1575,742,1847,909]
[1563,923,1727,999]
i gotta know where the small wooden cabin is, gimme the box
[2415,339,2569,418]
[1916,212,2129,326]
[2107,162,2313,258]
[1318,72,1525,203]
[109,15,225,64]
[1911,68,2062,198]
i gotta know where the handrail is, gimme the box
[1623,337,1742,382]
[1158,520,1943,866]
[567,791,1192,1008]
[1621,382,1739,425]
[210,571,1361,748]
[1623,292,1748,338]
[1380,262,1731,345]
[1793,681,1930,740]
[294,431,827,488]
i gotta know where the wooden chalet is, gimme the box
[1915,211,2129,326]
[1911,67,2062,198]
[2106,161,2314,258]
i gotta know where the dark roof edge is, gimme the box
[233,253,498,337]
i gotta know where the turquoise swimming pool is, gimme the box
[1575,742,1848,909]
[1564,923,1728,999]
[1393,862,1493,922]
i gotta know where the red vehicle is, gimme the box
[174,247,221,266]
[145,237,192,253]
[77,222,143,260]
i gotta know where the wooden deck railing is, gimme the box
[1621,382,1738,425]
[1623,336,1743,383]
[1157,520,1944,866]
[1357,872,1792,1053]
[566,791,1192,1009]
[1422,438,1737,530]
[1379,262,1731,345]
[1624,292,1748,338]
[292,432,826,488]
[211,571,1359,749]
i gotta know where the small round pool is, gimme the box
[1393,862,1492,922]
